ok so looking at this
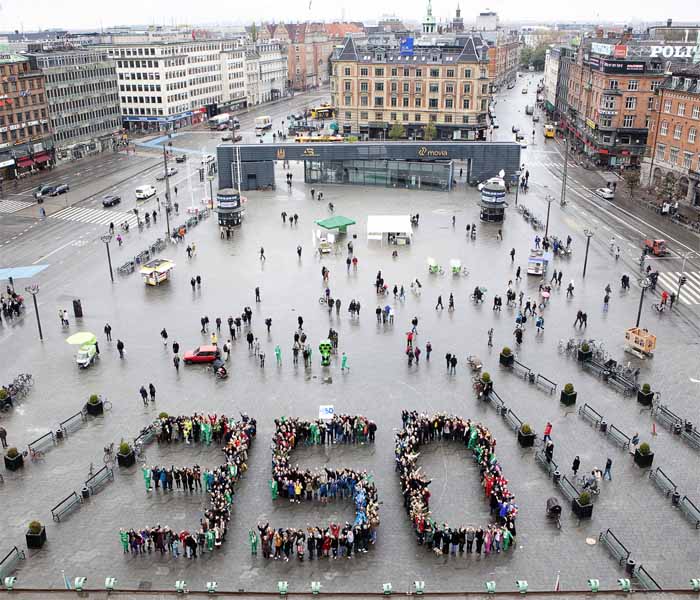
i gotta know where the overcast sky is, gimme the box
[1,0,699,32]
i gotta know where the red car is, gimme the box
[183,345,220,364]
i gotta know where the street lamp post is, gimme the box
[582,229,594,278]
[514,169,521,206]
[636,277,651,328]
[560,134,569,206]
[25,284,43,341]
[543,194,554,239]
[162,142,172,238]
[100,233,114,283]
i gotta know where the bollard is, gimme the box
[382,582,393,595]
[175,580,186,593]
[625,559,636,576]
[74,577,87,592]
[206,581,217,593]
[311,581,321,595]
[105,577,117,592]
[588,579,600,593]
[278,581,288,596]
[516,580,528,594]
[691,578,700,592]
[552,470,561,484]
[4,577,17,591]
[485,581,496,594]
[414,581,425,595]
[673,491,681,506]
[618,578,631,592]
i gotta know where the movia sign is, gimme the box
[649,46,697,58]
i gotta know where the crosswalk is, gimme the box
[49,206,138,228]
[0,199,33,214]
[657,271,700,305]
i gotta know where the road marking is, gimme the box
[50,206,138,227]
[658,271,700,305]
[32,238,76,264]
[0,199,33,213]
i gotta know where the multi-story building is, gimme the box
[642,65,700,207]
[245,48,261,107]
[331,35,491,140]
[543,47,560,115]
[255,41,288,103]
[220,47,248,112]
[25,44,121,161]
[0,52,53,181]
[470,10,520,90]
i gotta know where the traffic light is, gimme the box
[680,276,687,286]
[199,168,204,182]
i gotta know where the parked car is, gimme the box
[102,195,121,207]
[595,187,615,200]
[50,184,70,196]
[532,115,540,122]
[183,345,221,364]
[175,154,188,163]
[156,166,177,181]
[221,133,233,141]
[521,88,528,94]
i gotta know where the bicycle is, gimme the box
[24,447,44,461]
[651,303,666,314]
[134,441,146,461]
[102,399,113,411]
[318,296,329,305]
[103,442,116,466]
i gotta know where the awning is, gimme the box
[34,154,50,164]
[315,216,356,232]
[16,157,34,168]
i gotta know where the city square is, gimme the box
[1,4,700,597]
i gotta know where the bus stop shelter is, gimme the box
[314,215,356,234]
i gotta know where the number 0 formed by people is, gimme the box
[259,415,380,559]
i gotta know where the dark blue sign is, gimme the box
[400,37,414,56]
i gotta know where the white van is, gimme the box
[135,185,157,200]
[255,115,272,135]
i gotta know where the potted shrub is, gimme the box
[26,520,47,549]
[4,447,24,471]
[479,372,493,398]
[499,346,514,367]
[637,383,654,407]
[560,383,577,406]
[85,393,104,416]
[633,442,654,468]
[117,440,135,468]
[158,412,169,420]
[517,423,536,448]
[572,491,594,519]
[577,342,592,362]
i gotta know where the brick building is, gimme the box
[330,36,491,140]
[642,64,700,207]
[0,52,53,182]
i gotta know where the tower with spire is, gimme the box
[422,0,437,34]
[452,3,464,32]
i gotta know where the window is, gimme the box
[429,114,437,122]
[669,147,679,164]
[344,112,352,120]
[402,97,409,107]
[415,98,422,107]
[609,80,619,90]
[600,116,612,127]
[403,113,409,121]
[344,80,351,91]
[648,96,655,110]
[428,98,438,108]
[678,103,686,116]
[445,84,454,94]
[625,97,636,110]
[660,121,668,136]
[656,143,666,160]
[693,105,700,119]
[429,83,439,93]
[374,82,384,91]
[684,152,693,169]
[374,97,384,107]
[360,96,368,106]
[674,124,682,139]
[390,112,397,121]
[481,98,487,111]
[462,115,469,124]
[374,68,384,77]
[446,69,455,78]
[444,115,452,123]
[464,68,472,78]
[344,95,351,106]
[415,83,422,93]
[360,111,368,120]
[664,99,672,113]
[445,98,453,109]
[430,68,440,78]
[627,80,638,91]
[651,80,661,92]
[602,96,615,109]
[462,98,471,109]
[360,67,368,77]
[414,114,422,121]
[415,69,422,77]
[390,97,397,107]
[360,82,368,92]
[403,68,409,76]
[375,112,383,120]
[689,127,697,144]
[391,68,397,77]
[403,82,409,93]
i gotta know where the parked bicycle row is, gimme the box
[0,373,33,412]
[117,238,167,276]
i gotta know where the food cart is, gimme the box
[527,250,552,276]
[624,327,656,358]
[139,259,175,286]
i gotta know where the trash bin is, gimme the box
[672,491,681,506]
[602,370,610,382]
[81,486,90,500]
[552,470,561,484]
[674,423,683,435]
[599,421,608,433]
[72,298,83,318]
[625,559,636,576]
[528,372,535,383]
[685,421,694,433]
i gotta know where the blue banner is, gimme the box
[400,37,414,56]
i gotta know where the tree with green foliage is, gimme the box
[250,23,258,43]
[423,122,437,141]
[622,169,640,199]
[388,123,406,140]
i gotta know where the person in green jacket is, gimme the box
[249,529,258,555]
[275,345,282,366]
[206,529,215,551]
[142,464,152,491]
[270,478,278,499]
[341,352,349,371]
[502,527,513,551]
[119,528,129,553]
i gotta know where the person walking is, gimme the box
[104,323,112,341]
[566,281,574,297]
[173,355,180,372]
[603,457,613,480]
[0,426,7,449]
[260,247,266,261]
[510,248,515,262]
[196,275,202,288]
[436,294,444,309]
[172,341,180,356]
[160,328,168,346]
[572,456,580,476]
[341,352,349,371]
[515,266,521,281]
[117,339,125,358]
[487,328,494,347]
[297,245,302,259]
[543,421,553,442]
[148,383,156,402]
[139,385,149,406]
[603,293,610,312]
[426,341,432,360]
[255,287,261,303]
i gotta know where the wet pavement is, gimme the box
[1,86,700,596]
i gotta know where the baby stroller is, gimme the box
[546,497,562,529]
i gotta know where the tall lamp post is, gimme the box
[543,194,554,239]
[636,277,651,328]
[560,134,569,206]
[162,143,172,239]
[582,229,594,278]
[25,284,43,341]
[514,168,522,206]
[100,233,114,283]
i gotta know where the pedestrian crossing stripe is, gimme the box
[49,206,138,227]
[657,271,700,305]
[0,199,33,214]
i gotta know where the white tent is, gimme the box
[366,215,413,245]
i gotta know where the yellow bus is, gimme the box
[544,124,555,139]
[294,135,344,143]
[310,104,335,119]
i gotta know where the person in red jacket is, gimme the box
[543,421,553,442]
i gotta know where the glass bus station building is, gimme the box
[217,141,520,192]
